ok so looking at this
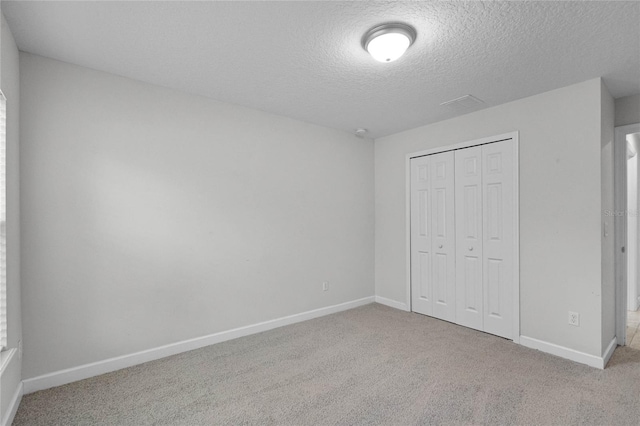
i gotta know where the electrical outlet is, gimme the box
[322,281,329,291]
[568,311,580,327]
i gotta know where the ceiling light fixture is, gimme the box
[362,22,416,63]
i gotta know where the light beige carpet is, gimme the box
[13,303,640,425]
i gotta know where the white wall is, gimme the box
[600,81,616,354]
[19,53,374,380]
[627,153,639,311]
[375,79,608,357]
[0,12,22,425]
[615,94,640,127]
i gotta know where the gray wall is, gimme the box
[375,79,607,357]
[0,12,22,421]
[615,94,640,127]
[19,53,374,379]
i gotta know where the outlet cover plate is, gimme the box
[568,311,580,326]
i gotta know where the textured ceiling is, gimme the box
[3,1,640,138]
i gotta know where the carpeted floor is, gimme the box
[13,303,640,425]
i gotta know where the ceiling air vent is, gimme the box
[440,95,485,113]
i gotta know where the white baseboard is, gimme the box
[23,296,375,394]
[520,335,617,369]
[375,296,409,312]
[1,381,22,426]
[602,336,618,368]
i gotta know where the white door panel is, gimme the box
[482,140,515,339]
[455,146,484,331]
[411,156,432,316]
[431,151,456,322]
[410,152,456,321]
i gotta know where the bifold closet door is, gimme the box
[482,140,515,339]
[455,146,484,331]
[410,155,433,316]
[410,151,456,321]
[454,141,515,339]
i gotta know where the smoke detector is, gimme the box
[354,128,368,138]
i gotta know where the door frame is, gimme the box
[405,131,520,343]
[614,123,640,345]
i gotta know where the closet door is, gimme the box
[430,151,456,322]
[410,155,433,316]
[455,147,484,331]
[482,140,515,339]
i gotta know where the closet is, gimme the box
[410,138,517,340]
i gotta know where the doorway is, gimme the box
[614,123,640,347]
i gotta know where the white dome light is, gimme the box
[362,23,416,63]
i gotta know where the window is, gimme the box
[0,92,6,351]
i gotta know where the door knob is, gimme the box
[469,247,473,251]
